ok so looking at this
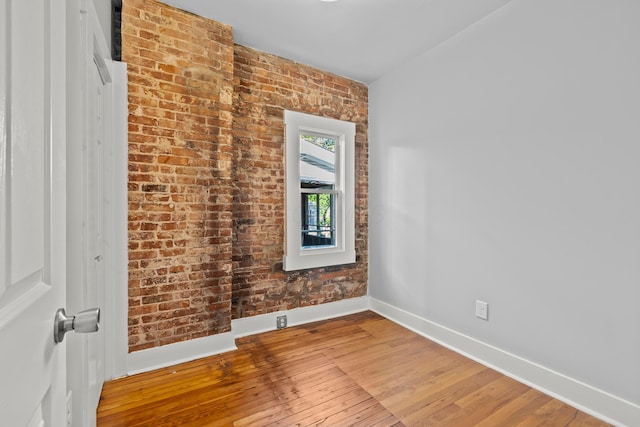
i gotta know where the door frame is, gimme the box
[105,60,129,382]
[65,0,128,424]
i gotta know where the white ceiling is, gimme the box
[158,0,512,83]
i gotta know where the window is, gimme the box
[300,133,336,248]
[283,111,355,271]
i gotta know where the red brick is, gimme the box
[123,0,367,353]
[231,45,368,319]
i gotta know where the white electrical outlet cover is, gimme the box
[476,300,489,320]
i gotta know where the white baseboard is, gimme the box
[369,297,639,427]
[232,296,370,338]
[126,331,237,376]
[126,296,370,376]
[123,295,638,426]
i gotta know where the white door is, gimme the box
[0,0,69,426]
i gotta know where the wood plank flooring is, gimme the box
[97,311,610,426]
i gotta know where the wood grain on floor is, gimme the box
[97,311,610,426]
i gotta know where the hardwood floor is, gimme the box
[97,311,610,426]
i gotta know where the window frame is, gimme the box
[283,110,356,271]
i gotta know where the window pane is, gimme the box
[301,192,336,248]
[299,133,337,249]
[300,133,336,189]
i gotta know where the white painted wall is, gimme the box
[369,0,640,407]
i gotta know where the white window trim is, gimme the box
[283,110,356,271]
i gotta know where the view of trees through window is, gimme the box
[301,134,335,152]
[301,193,334,247]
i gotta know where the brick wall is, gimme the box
[122,0,234,352]
[122,0,368,352]
[232,45,369,318]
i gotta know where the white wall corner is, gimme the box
[369,297,640,427]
